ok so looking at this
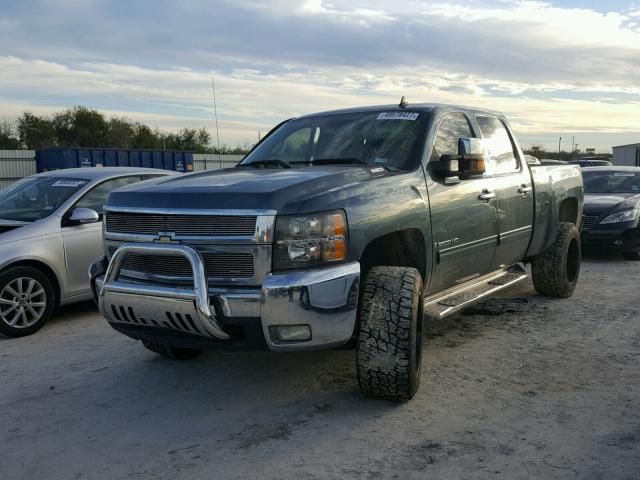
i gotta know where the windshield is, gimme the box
[240,111,428,171]
[583,170,640,194]
[0,177,89,222]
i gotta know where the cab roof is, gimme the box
[296,102,504,119]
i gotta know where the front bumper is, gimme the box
[90,243,360,352]
[581,225,640,253]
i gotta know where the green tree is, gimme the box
[53,106,109,147]
[17,112,57,149]
[132,124,160,149]
[0,120,21,149]
[105,117,136,148]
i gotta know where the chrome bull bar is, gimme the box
[98,243,230,340]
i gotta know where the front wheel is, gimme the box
[531,222,581,298]
[0,267,55,338]
[356,266,424,402]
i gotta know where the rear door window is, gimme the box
[74,176,144,215]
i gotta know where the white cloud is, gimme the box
[1,1,639,151]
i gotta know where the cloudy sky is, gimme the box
[1,0,639,152]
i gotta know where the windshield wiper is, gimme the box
[244,159,291,169]
[312,157,401,171]
[312,157,369,166]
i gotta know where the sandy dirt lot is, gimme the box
[1,254,639,480]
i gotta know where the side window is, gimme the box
[273,127,312,163]
[476,116,519,174]
[75,176,143,215]
[431,114,474,160]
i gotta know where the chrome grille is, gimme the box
[582,215,599,230]
[108,247,254,278]
[106,212,257,236]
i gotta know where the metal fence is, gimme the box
[0,151,246,188]
[0,150,36,190]
[193,154,244,171]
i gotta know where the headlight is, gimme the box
[599,208,639,225]
[274,210,347,270]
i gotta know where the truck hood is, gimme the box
[107,166,382,214]
[583,193,640,217]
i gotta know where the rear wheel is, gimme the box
[531,222,581,298]
[141,339,202,360]
[356,266,424,402]
[622,252,640,261]
[0,267,55,338]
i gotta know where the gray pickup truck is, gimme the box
[90,103,584,401]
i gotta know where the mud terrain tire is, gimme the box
[356,266,424,401]
[531,222,581,298]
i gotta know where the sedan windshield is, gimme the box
[0,177,88,222]
[240,111,428,171]
[583,170,640,194]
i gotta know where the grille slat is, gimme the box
[106,213,257,236]
[108,248,254,278]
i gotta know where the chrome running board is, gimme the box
[424,264,528,319]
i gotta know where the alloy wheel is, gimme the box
[0,277,47,328]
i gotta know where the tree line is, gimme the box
[0,106,251,154]
[523,145,611,161]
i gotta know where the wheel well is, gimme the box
[559,197,579,225]
[359,229,427,281]
[2,260,61,307]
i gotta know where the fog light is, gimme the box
[614,240,624,246]
[270,325,312,342]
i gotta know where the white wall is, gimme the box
[613,146,639,166]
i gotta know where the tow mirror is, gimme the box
[457,137,486,178]
[69,207,99,224]
[432,137,486,179]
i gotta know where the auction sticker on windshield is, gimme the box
[52,180,88,187]
[377,112,419,121]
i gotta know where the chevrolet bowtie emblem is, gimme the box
[154,231,179,244]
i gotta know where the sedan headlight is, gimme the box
[599,208,639,225]
[274,210,347,270]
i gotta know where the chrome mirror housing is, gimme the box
[458,137,485,156]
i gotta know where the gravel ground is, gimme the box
[1,254,639,480]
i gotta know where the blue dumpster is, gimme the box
[36,148,194,173]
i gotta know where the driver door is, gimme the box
[61,176,144,296]
[426,113,499,293]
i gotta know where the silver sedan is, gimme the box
[0,167,175,337]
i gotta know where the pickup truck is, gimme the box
[90,103,584,401]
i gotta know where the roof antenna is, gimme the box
[399,96,408,108]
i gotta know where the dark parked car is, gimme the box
[90,103,584,401]
[569,158,613,168]
[540,159,568,166]
[581,166,640,260]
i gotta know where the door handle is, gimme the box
[518,184,533,195]
[478,189,496,201]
